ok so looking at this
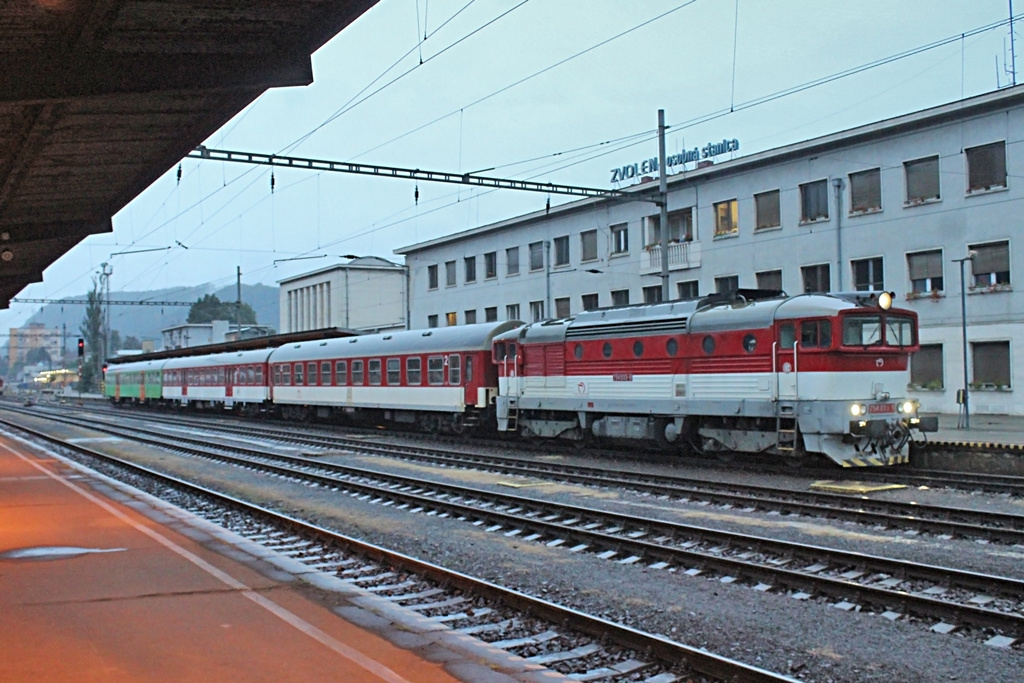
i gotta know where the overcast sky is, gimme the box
[5,0,1020,330]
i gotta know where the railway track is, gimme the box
[44,404,1024,546]
[0,412,798,683]
[8,406,1024,646]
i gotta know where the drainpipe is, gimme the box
[832,178,844,291]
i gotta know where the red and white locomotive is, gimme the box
[106,290,935,467]
[493,289,935,466]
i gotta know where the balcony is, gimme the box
[640,240,701,275]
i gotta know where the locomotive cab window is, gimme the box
[779,323,796,349]
[843,316,882,346]
[799,320,832,349]
[494,342,505,362]
[885,315,915,347]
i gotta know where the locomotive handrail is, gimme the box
[771,341,778,400]
[792,340,799,400]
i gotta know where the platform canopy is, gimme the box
[0,0,377,307]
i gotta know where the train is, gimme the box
[104,289,937,467]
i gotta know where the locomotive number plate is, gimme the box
[868,403,895,414]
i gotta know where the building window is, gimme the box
[581,293,599,310]
[800,179,829,222]
[465,256,476,283]
[966,141,1006,193]
[427,314,438,328]
[849,168,882,213]
[756,269,782,291]
[713,200,738,236]
[530,300,545,322]
[611,223,629,254]
[907,250,943,293]
[406,357,421,385]
[464,309,477,324]
[507,303,520,320]
[715,275,739,293]
[554,297,570,318]
[506,246,520,276]
[852,257,884,291]
[529,241,544,271]
[581,230,598,262]
[643,285,662,303]
[754,190,780,230]
[802,263,830,293]
[611,289,629,306]
[647,208,693,245]
[973,341,1011,388]
[969,240,1010,287]
[485,306,497,322]
[386,358,401,385]
[445,260,456,287]
[911,344,943,389]
[905,155,940,204]
[446,311,457,326]
[427,264,438,290]
[553,236,570,266]
[484,251,497,279]
[677,280,699,299]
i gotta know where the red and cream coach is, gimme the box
[267,321,522,430]
[493,290,937,467]
[162,349,274,414]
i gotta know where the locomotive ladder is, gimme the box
[505,397,519,431]
[776,402,797,452]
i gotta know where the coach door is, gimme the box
[775,322,798,400]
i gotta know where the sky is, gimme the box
[4,0,1021,330]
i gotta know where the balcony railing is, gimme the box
[640,240,701,275]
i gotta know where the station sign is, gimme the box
[610,138,740,184]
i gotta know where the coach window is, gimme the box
[428,356,444,385]
[387,358,401,385]
[320,361,331,385]
[574,343,584,359]
[800,320,832,349]
[351,360,364,384]
[465,356,473,383]
[407,357,422,384]
[779,323,796,349]
[702,336,716,355]
[335,361,347,385]
[602,342,612,358]
[307,362,317,386]
[246,366,254,384]
[282,364,292,385]
[633,340,644,357]
[369,359,382,385]
[256,366,264,384]
[449,354,461,385]
[294,363,304,385]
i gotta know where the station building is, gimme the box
[395,85,1024,416]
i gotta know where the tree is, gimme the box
[122,335,142,350]
[187,294,257,325]
[25,347,52,368]
[79,281,103,392]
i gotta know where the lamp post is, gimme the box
[953,253,975,429]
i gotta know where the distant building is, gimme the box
[8,323,65,373]
[278,256,407,333]
[396,85,1024,416]
[161,320,274,350]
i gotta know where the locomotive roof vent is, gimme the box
[422,331,433,336]
[697,288,786,310]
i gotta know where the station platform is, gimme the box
[926,412,1024,449]
[0,431,557,683]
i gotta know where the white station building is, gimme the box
[396,85,1024,416]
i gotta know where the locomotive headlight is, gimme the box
[851,403,867,416]
[901,400,916,414]
[877,291,893,310]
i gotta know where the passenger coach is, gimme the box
[268,321,522,431]
[163,348,274,414]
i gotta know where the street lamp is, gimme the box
[952,252,976,429]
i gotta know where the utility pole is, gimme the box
[657,109,670,302]
[236,266,242,339]
[100,262,112,382]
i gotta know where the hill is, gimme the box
[12,283,279,348]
